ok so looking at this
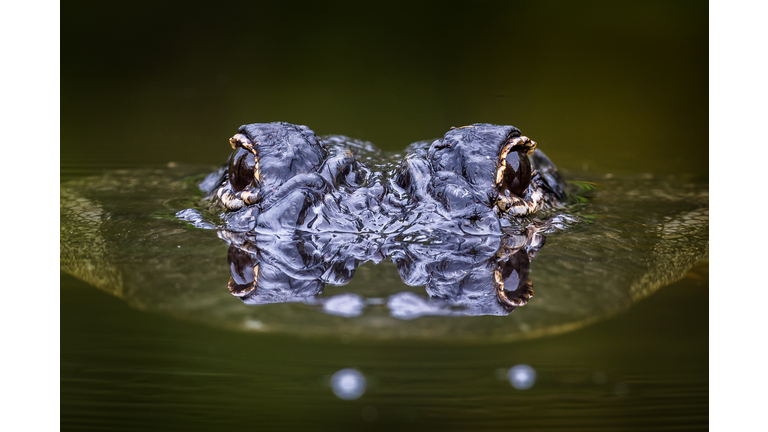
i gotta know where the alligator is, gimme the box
[176,122,577,313]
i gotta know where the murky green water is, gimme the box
[62,2,708,430]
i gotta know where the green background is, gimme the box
[62,1,707,180]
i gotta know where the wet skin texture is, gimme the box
[179,122,573,314]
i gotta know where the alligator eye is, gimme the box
[228,147,256,192]
[500,150,532,197]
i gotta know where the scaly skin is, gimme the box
[203,122,567,236]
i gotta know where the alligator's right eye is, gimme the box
[228,147,256,192]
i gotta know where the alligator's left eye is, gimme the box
[228,147,256,192]
[499,150,532,197]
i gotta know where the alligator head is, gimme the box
[203,122,568,236]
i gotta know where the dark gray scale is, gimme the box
[228,147,256,192]
[428,123,519,195]
[238,122,327,195]
[501,150,532,197]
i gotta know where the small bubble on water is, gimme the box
[177,245,181,248]
[331,369,366,400]
[508,364,536,390]
[175,283,181,289]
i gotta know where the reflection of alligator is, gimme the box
[220,225,548,317]
[178,122,573,313]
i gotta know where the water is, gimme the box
[61,269,708,430]
[61,163,707,341]
[61,2,708,430]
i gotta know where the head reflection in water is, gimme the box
[219,223,550,318]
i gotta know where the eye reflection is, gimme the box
[496,248,535,308]
[227,244,257,297]
[499,249,530,291]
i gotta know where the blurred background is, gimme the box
[62,0,707,180]
[61,1,708,430]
